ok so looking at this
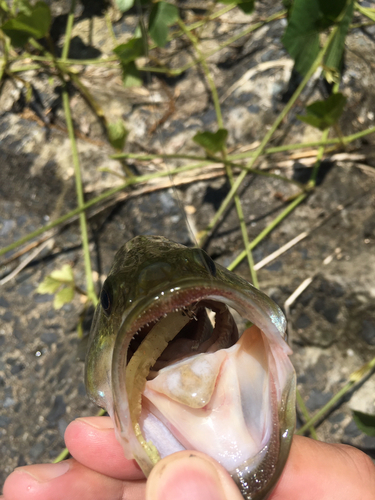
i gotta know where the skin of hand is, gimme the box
[2,416,375,500]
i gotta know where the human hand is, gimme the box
[2,416,375,500]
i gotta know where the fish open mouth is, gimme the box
[110,281,296,499]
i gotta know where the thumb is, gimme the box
[146,451,243,500]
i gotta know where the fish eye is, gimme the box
[100,285,112,316]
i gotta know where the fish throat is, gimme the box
[125,298,239,463]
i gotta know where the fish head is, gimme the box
[85,235,296,500]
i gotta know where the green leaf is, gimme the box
[114,0,134,12]
[281,0,321,76]
[148,1,179,47]
[1,1,51,47]
[113,37,145,64]
[297,92,347,130]
[17,0,33,15]
[324,0,354,80]
[352,410,375,437]
[107,119,128,150]
[121,61,142,87]
[36,276,62,295]
[36,264,75,307]
[0,1,10,13]
[237,1,255,14]
[54,285,75,309]
[318,0,347,21]
[193,129,228,154]
[50,264,74,283]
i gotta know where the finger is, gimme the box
[270,435,375,500]
[2,458,145,500]
[64,416,144,481]
[146,450,243,500]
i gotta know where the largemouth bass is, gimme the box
[85,235,296,499]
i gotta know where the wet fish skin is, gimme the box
[85,236,296,500]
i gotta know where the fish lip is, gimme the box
[117,276,288,350]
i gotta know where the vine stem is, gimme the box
[0,162,217,259]
[61,89,97,305]
[227,193,307,271]
[61,0,97,306]
[113,153,303,187]
[296,388,318,439]
[177,18,259,286]
[297,356,375,435]
[161,10,286,78]
[2,118,374,260]
[197,24,339,247]
[227,114,331,271]
[112,124,375,161]
[61,0,76,61]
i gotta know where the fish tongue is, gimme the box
[146,350,226,408]
[143,325,272,471]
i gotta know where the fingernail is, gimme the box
[17,461,70,483]
[76,416,114,429]
[147,454,227,500]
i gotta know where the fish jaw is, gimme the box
[104,277,296,499]
[140,325,296,499]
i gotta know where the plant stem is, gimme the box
[356,3,375,22]
[60,0,97,306]
[143,10,286,77]
[0,162,218,259]
[61,89,97,305]
[227,193,307,271]
[228,125,375,160]
[113,152,303,186]
[177,19,223,126]
[2,116,373,260]
[197,25,339,247]
[177,18,259,285]
[52,447,70,463]
[296,388,318,439]
[297,356,375,435]
[61,0,76,61]
[308,127,330,188]
[153,4,236,50]
[105,11,117,44]
[112,122,375,162]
